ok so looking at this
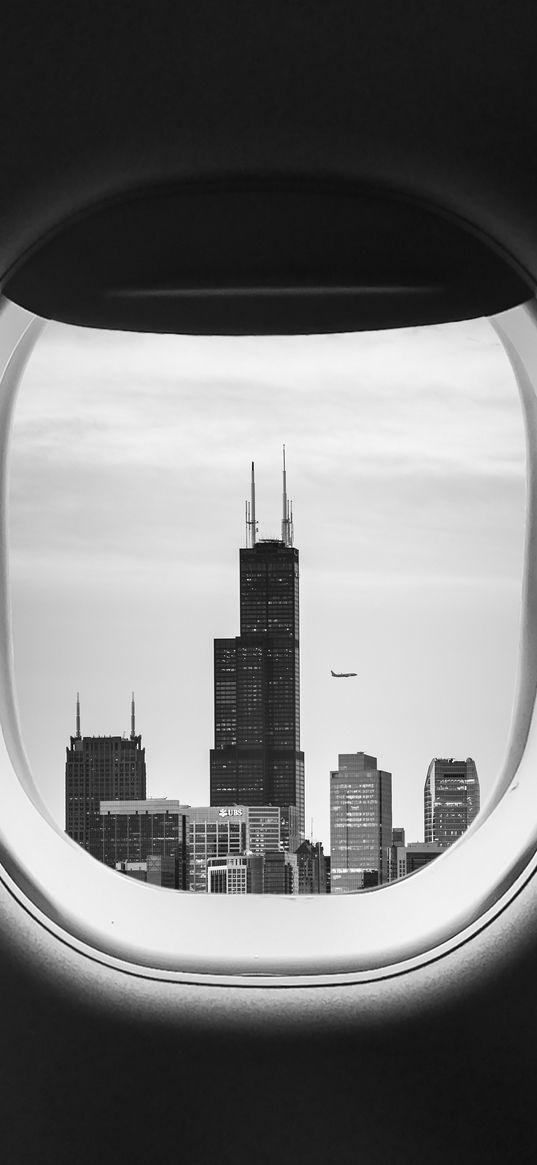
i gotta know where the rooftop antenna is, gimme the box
[75,692,81,740]
[130,691,136,740]
[245,461,257,547]
[281,445,294,546]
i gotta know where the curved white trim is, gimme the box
[0,295,535,985]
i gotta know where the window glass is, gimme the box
[8,321,525,893]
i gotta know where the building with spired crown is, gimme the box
[210,451,305,850]
[65,692,146,860]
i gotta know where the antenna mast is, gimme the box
[245,461,257,547]
[281,445,294,546]
[76,692,81,740]
[130,691,136,739]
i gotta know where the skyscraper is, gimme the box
[210,453,305,846]
[65,693,146,860]
[330,752,392,893]
[424,757,480,847]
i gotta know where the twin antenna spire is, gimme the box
[75,692,137,739]
[245,446,294,548]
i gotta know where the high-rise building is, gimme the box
[210,454,305,846]
[65,694,146,860]
[330,752,392,894]
[424,757,480,848]
[187,806,248,892]
[100,798,189,889]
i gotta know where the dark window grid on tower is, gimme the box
[212,506,303,837]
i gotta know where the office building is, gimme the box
[65,693,146,860]
[424,757,480,847]
[210,455,305,847]
[389,827,407,881]
[206,851,297,894]
[116,860,147,882]
[100,798,189,889]
[246,805,282,853]
[188,806,248,892]
[115,855,177,889]
[330,752,392,893]
[207,854,264,894]
[295,840,327,894]
[263,850,298,894]
[406,842,445,874]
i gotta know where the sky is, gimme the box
[7,317,526,849]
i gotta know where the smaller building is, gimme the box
[100,798,189,889]
[296,840,327,893]
[146,854,177,888]
[188,806,248,892]
[406,842,445,875]
[389,827,407,881]
[116,860,147,882]
[246,805,281,854]
[263,850,298,894]
[115,854,177,888]
[207,854,264,894]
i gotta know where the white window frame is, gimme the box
[0,294,535,987]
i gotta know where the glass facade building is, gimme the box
[424,757,480,847]
[210,512,305,845]
[115,855,177,888]
[188,806,248,892]
[330,752,393,893]
[99,798,189,889]
[246,805,281,854]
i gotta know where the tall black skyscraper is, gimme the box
[210,454,305,847]
[65,693,146,859]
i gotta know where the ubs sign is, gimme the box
[218,807,244,818]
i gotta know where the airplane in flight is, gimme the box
[331,669,357,677]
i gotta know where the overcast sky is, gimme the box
[7,316,526,848]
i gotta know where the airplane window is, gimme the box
[7,317,525,901]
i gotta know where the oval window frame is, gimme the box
[0,293,535,987]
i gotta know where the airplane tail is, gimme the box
[331,670,335,676]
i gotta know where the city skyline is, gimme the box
[8,317,525,845]
[64,689,481,864]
